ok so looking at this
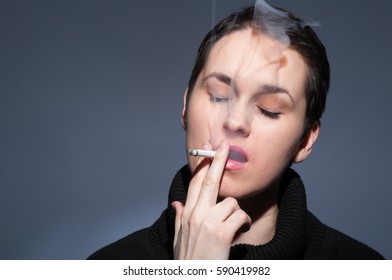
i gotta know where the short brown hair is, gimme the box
[186,5,330,136]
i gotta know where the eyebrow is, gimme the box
[202,72,294,104]
[202,72,237,91]
[258,84,295,104]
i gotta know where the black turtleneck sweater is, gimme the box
[88,165,384,260]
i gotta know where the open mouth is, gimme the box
[226,145,248,170]
[228,146,248,163]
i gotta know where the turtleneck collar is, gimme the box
[165,165,308,259]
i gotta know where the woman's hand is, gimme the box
[172,141,251,259]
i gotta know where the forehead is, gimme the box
[202,29,308,99]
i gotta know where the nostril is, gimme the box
[224,124,248,137]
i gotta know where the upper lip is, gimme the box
[228,145,248,163]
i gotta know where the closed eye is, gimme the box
[209,93,230,103]
[257,106,281,120]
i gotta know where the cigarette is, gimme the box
[188,149,216,158]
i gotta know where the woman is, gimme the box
[89,4,383,260]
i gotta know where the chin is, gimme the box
[218,176,275,201]
[218,184,255,200]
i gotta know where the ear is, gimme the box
[181,89,188,130]
[292,122,320,163]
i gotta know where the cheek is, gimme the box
[184,101,210,167]
[185,95,220,141]
[186,105,207,143]
[251,121,304,164]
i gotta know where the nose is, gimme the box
[223,102,251,138]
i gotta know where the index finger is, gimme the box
[195,140,229,207]
[184,144,213,210]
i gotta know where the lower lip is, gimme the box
[225,159,247,170]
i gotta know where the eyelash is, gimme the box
[209,94,281,120]
[209,95,230,103]
[258,107,281,120]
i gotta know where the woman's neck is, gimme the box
[232,182,280,246]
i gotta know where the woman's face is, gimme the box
[183,29,318,199]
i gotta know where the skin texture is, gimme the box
[172,29,320,259]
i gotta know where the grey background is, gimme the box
[1,0,391,259]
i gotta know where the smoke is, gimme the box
[253,0,321,44]
[253,0,296,47]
